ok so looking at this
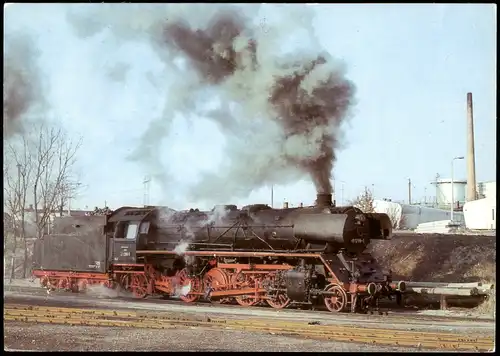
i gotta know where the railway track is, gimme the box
[4,304,494,351]
[4,289,495,325]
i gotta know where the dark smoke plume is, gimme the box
[3,33,43,139]
[66,5,356,202]
[162,12,256,85]
[268,56,354,193]
[161,10,355,195]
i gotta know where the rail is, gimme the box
[396,281,494,310]
[3,304,494,351]
[398,281,494,296]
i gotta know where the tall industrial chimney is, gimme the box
[466,92,477,202]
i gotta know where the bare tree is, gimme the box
[3,159,20,281]
[3,122,82,279]
[31,123,82,239]
[56,177,85,217]
[3,136,33,279]
[385,206,407,230]
[349,187,375,213]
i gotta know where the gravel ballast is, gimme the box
[3,322,442,352]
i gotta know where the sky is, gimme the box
[3,3,496,211]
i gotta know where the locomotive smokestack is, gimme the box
[316,193,333,208]
[466,92,477,202]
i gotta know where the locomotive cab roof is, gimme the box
[107,206,155,222]
[241,204,272,213]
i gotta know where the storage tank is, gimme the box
[463,197,496,230]
[477,181,496,199]
[432,178,467,208]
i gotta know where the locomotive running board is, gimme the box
[136,249,339,283]
[136,250,323,258]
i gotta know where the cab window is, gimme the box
[125,222,139,240]
[139,221,150,234]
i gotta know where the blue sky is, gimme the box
[4,4,496,210]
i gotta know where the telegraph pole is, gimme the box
[143,175,151,207]
[408,178,412,205]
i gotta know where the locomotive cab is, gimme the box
[106,207,156,264]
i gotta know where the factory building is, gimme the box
[373,93,495,232]
[477,181,496,200]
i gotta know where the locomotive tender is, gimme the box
[32,193,406,313]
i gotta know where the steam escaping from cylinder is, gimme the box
[178,283,191,297]
[66,4,356,201]
[174,242,189,255]
[85,283,133,299]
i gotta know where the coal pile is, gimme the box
[87,207,113,216]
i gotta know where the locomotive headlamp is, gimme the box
[397,281,406,292]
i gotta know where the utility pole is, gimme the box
[408,178,412,205]
[67,182,71,215]
[451,156,465,222]
[143,175,151,207]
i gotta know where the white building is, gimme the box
[373,200,464,230]
[477,181,496,200]
[463,197,496,230]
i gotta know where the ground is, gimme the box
[4,280,495,352]
[0,322,445,352]
[370,233,496,283]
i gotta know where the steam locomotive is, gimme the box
[32,193,406,313]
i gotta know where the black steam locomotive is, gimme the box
[33,193,404,313]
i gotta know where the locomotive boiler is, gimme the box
[32,193,405,314]
[141,193,392,256]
